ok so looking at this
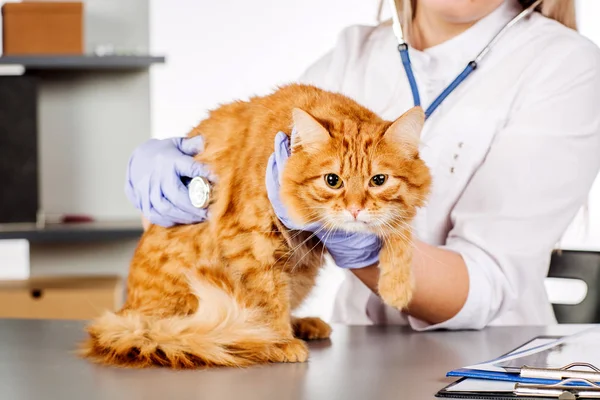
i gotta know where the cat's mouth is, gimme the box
[331,214,404,234]
[323,211,377,233]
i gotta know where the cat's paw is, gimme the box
[292,317,332,340]
[272,338,309,363]
[378,274,413,310]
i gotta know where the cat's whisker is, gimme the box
[375,217,440,268]
[285,228,315,246]
[289,230,327,273]
[376,217,414,251]
[290,222,340,272]
[370,210,409,220]
[318,226,336,263]
[275,221,325,266]
[384,227,412,245]
[283,214,324,243]
[282,227,320,255]
[282,225,328,269]
[374,223,395,268]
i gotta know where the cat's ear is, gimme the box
[383,106,425,149]
[291,108,330,153]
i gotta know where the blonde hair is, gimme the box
[379,0,577,42]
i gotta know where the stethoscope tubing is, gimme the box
[389,0,544,119]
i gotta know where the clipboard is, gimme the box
[446,328,600,385]
[438,366,600,399]
[437,337,556,399]
[437,329,600,399]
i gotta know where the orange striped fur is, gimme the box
[81,84,431,368]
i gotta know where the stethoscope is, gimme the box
[388,0,543,119]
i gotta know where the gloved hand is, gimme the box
[266,132,381,269]
[125,136,216,227]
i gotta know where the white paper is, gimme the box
[0,239,30,279]
[464,327,598,372]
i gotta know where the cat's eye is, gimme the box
[324,173,343,189]
[370,174,388,187]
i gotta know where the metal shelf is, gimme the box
[0,55,165,71]
[0,220,144,243]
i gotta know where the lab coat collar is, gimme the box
[409,0,522,69]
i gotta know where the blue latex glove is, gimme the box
[125,136,215,227]
[266,132,381,269]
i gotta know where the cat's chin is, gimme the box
[337,221,373,233]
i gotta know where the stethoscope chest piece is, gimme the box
[188,176,212,208]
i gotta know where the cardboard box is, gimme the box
[0,275,123,320]
[2,2,83,55]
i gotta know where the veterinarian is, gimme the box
[125,0,600,330]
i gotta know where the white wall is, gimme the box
[149,0,380,139]
[149,0,600,320]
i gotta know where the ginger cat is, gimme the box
[82,84,431,368]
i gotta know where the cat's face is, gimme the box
[281,107,431,236]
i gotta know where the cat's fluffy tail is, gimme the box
[80,274,280,368]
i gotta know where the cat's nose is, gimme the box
[347,206,362,219]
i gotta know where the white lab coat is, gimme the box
[298,0,600,329]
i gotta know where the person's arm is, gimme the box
[355,42,600,329]
[352,241,468,325]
